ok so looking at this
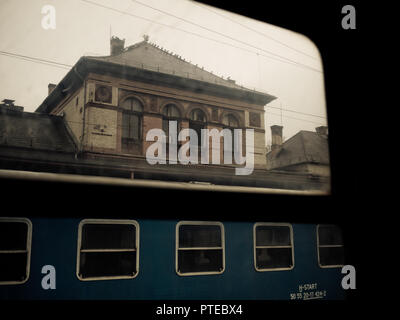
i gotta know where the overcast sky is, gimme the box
[0,0,328,143]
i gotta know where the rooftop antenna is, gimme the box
[280,101,283,126]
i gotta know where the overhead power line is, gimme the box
[266,110,326,126]
[266,105,326,119]
[0,50,327,124]
[131,0,321,72]
[192,1,319,61]
[79,0,322,73]
[0,50,326,124]
[0,51,72,70]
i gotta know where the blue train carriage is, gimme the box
[0,215,346,300]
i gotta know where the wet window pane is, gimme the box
[0,0,331,194]
[319,247,345,266]
[255,224,293,270]
[178,249,223,273]
[79,251,136,278]
[0,220,30,283]
[0,252,28,282]
[318,225,344,267]
[179,225,221,248]
[256,225,291,246]
[177,223,223,274]
[81,224,136,250]
[318,225,343,245]
[79,222,138,279]
[0,222,27,251]
[256,248,293,269]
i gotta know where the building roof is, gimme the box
[0,108,76,153]
[266,130,330,169]
[36,38,276,114]
[88,39,255,92]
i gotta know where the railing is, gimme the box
[92,55,269,94]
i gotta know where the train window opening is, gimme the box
[0,218,32,285]
[0,0,330,195]
[317,225,344,268]
[76,219,139,280]
[176,221,225,276]
[254,223,294,271]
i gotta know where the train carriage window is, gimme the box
[0,218,32,285]
[254,223,294,271]
[176,221,225,276]
[317,225,344,268]
[77,219,139,280]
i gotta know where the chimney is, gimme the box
[315,126,328,138]
[110,36,125,55]
[271,125,283,151]
[0,99,24,112]
[48,83,56,95]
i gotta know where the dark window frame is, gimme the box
[76,219,140,281]
[0,217,32,285]
[221,113,242,162]
[120,98,144,152]
[253,222,295,272]
[121,112,142,140]
[188,109,207,157]
[162,104,182,157]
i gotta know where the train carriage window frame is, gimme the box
[176,221,225,276]
[316,224,345,268]
[76,219,140,281]
[253,222,295,272]
[0,217,32,285]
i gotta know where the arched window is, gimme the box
[162,104,181,158]
[222,114,240,162]
[163,104,181,118]
[162,104,181,135]
[121,98,143,113]
[121,98,143,152]
[189,108,206,149]
[190,109,206,123]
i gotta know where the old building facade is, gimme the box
[0,37,330,191]
[38,36,275,170]
[266,125,330,177]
